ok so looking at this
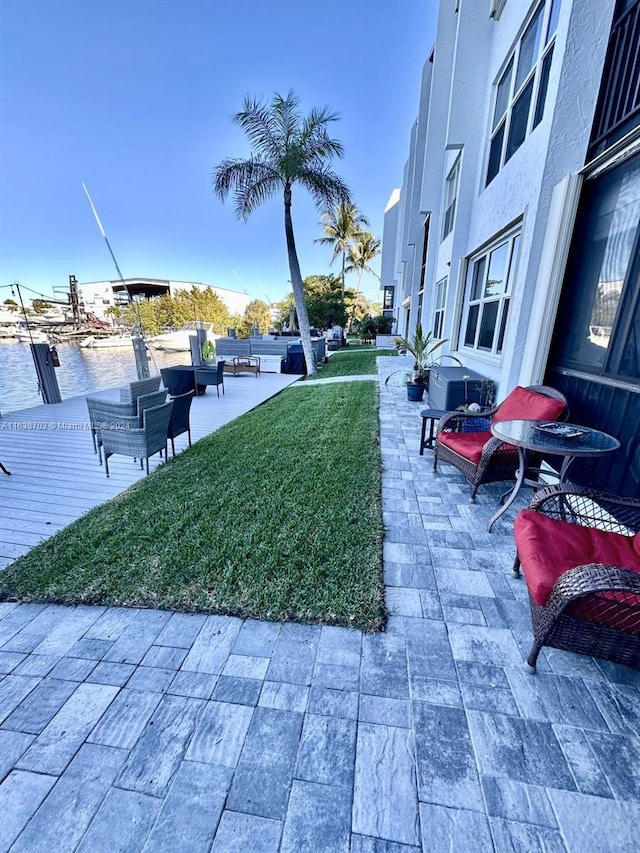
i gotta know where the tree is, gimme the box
[303,274,349,329]
[315,202,369,298]
[345,231,381,330]
[237,299,272,337]
[212,90,352,377]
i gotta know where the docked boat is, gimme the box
[148,321,215,352]
[79,334,137,349]
[15,329,50,344]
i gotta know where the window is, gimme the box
[433,277,448,338]
[382,286,395,315]
[461,231,520,355]
[486,0,558,185]
[551,151,640,379]
[442,157,461,239]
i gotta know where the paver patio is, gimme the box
[0,357,638,851]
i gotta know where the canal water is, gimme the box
[0,339,188,413]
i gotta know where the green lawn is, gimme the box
[308,347,396,379]
[0,382,386,631]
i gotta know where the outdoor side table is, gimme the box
[487,419,620,532]
[419,408,451,454]
[224,356,260,377]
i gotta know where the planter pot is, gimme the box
[406,382,426,402]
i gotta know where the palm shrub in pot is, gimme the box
[385,324,460,402]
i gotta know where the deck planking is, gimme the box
[0,371,300,569]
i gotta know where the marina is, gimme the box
[0,338,191,413]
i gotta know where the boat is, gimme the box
[16,329,50,344]
[79,334,136,349]
[148,321,216,352]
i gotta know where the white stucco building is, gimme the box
[79,278,251,320]
[382,0,640,495]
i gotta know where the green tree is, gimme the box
[315,202,369,298]
[303,274,348,328]
[237,299,272,337]
[345,231,381,293]
[212,90,351,377]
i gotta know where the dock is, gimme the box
[0,371,300,569]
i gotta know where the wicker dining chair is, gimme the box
[120,376,161,405]
[102,400,174,477]
[513,483,640,672]
[86,397,137,464]
[167,391,194,456]
[136,389,167,418]
[433,384,568,500]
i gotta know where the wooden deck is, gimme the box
[0,371,300,569]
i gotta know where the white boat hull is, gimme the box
[79,335,135,349]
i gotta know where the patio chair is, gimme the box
[136,389,167,418]
[513,483,640,672]
[119,376,161,405]
[167,391,194,456]
[433,384,568,500]
[102,400,174,477]
[86,397,137,464]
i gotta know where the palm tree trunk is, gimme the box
[284,184,316,377]
[341,251,346,299]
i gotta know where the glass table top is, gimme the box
[490,419,620,456]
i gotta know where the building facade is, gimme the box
[381,0,640,494]
[79,278,251,320]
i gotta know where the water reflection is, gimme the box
[0,339,188,413]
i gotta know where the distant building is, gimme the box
[382,0,640,495]
[78,277,251,319]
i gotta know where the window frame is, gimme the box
[442,156,461,240]
[433,277,448,339]
[486,0,559,185]
[459,229,521,357]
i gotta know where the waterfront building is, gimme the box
[381,0,640,495]
[78,277,251,320]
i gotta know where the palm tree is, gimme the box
[344,231,381,331]
[212,90,351,377]
[345,231,381,293]
[315,203,369,298]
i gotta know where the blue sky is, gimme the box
[0,0,436,308]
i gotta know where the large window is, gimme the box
[442,157,461,239]
[433,277,448,338]
[461,230,520,355]
[486,0,559,185]
[382,285,395,316]
[551,152,640,380]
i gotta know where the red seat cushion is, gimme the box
[492,386,565,425]
[515,509,640,608]
[438,430,516,464]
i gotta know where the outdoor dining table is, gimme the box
[487,418,620,532]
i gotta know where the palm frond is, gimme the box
[298,166,352,212]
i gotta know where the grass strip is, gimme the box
[0,382,385,631]
[308,348,397,379]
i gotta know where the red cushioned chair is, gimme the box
[433,385,568,500]
[513,484,640,673]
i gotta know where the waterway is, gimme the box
[0,339,188,414]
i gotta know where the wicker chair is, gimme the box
[136,389,167,418]
[102,400,174,477]
[119,376,161,405]
[167,391,194,456]
[86,397,137,464]
[513,484,640,673]
[433,384,568,500]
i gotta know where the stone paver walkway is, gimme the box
[0,357,639,851]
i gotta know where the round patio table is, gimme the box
[487,419,620,532]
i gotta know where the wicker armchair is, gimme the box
[119,376,161,405]
[86,397,137,464]
[136,389,167,418]
[167,391,194,456]
[102,400,174,477]
[433,384,568,500]
[513,484,640,673]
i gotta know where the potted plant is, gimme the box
[385,324,461,401]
